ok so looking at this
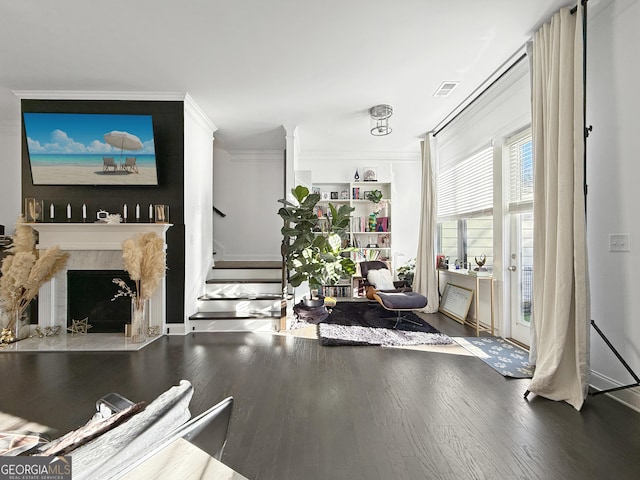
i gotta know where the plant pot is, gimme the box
[303,296,325,308]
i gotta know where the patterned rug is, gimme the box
[455,337,535,378]
[294,301,454,347]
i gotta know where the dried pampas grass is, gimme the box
[120,233,166,308]
[0,218,69,325]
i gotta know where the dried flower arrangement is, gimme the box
[0,216,69,338]
[112,232,166,310]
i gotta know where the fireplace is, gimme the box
[67,270,136,333]
[27,223,171,345]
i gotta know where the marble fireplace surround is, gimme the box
[29,223,172,348]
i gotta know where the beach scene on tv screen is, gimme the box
[24,112,158,185]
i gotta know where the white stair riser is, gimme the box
[205,283,282,296]
[197,299,281,313]
[208,269,282,281]
[189,319,276,332]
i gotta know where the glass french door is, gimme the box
[509,212,533,345]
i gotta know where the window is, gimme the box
[437,145,494,267]
[508,128,533,212]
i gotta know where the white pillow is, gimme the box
[367,268,395,290]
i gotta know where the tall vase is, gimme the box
[130,299,148,343]
[368,213,377,232]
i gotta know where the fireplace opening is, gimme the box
[67,270,136,333]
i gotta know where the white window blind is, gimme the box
[507,128,533,213]
[438,145,493,221]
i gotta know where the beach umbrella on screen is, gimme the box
[104,130,143,164]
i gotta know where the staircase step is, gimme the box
[206,278,281,284]
[189,311,281,321]
[198,293,282,301]
[213,261,282,269]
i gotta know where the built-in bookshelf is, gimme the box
[312,181,392,298]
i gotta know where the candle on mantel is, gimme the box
[149,204,153,221]
[123,204,128,221]
[136,203,140,221]
[82,204,87,220]
[66,204,71,220]
[50,203,55,220]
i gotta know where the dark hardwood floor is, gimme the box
[1,312,639,479]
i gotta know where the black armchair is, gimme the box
[359,260,411,300]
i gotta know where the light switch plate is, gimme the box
[609,233,630,252]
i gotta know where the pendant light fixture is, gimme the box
[369,104,393,136]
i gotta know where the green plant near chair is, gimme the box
[278,185,356,305]
[396,258,416,287]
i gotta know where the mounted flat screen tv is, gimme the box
[23,112,158,186]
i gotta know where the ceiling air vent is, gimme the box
[433,81,460,98]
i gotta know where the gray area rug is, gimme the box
[455,337,534,378]
[318,323,453,347]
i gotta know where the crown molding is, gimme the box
[298,150,420,163]
[12,90,187,101]
[184,93,218,133]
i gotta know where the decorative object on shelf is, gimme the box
[368,214,377,233]
[67,317,92,335]
[366,190,383,212]
[369,104,393,136]
[123,203,128,223]
[34,325,61,338]
[365,189,384,233]
[363,167,378,181]
[106,214,122,225]
[278,185,356,307]
[66,203,72,222]
[148,204,154,221]
[113,232,166,343]
[1,327,14,345]
[148,325,161,337]
[135,203,140,222]
[154,205,170,223]
[340,190,349,199]
[354,169,360,181]
[321,192,330,201]
[50,202,55,221]
[0,217,69,343]
[82,203,87,222]
[330,191,339,200]
[24,198,44,223]
[97,209,109,222]
[474,254,487,271]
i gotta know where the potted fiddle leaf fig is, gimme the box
[278,185,356,307]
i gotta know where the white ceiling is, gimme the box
[0,0,573,155]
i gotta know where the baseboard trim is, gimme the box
[166,324,187,335]
[589,370,640,413]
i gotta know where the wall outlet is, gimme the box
[609,233,630,252]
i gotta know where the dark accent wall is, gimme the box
[21,99,185,324]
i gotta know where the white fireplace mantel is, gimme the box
[25,222,173,344]
[28,223,173,250]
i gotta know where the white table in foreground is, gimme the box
[120,438,248,480]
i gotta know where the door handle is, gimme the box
[508,265,517,272]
